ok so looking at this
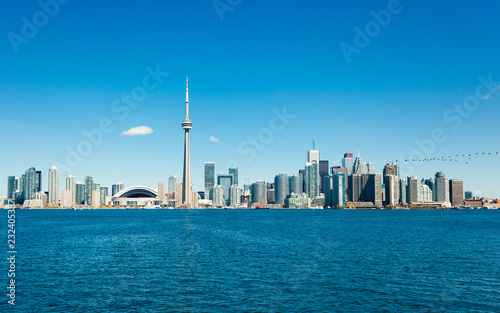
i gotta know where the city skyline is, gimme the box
[1,1,500,198]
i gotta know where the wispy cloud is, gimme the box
[122,126,154,136]
[483,94,492,100]
[473,191,482,194]
[494,85,500,90]
[209,136,220,142]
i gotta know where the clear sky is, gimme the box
[1,0,499,198]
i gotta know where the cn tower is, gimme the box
[182,77,192,206]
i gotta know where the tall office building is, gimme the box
[307,140,320,163]
[449,179,464,206]
[168,176,176,193]
[66,175,76,205]
[353,153,366,174]
[181,77,193,206]
[435,172,449,203]
[158,181,166,204]
[289,174,303,195]
[251,181,267,206]
[229,167,239,187]
[174,181,183,208]
[325,173,346,208]
[92,190,101,208]
[342,153,354,176]
[349,174,382,207]
[407,176,420,204]
[331,167,349,201]
[319,160,329,194]
[392,163,400,178]
[422,178,436,201]
[48,166,59,205]
[212,185,224,207]
[366,163,375,174]
[384,175,399,206]
[35,170,42,194]
[399,178,407,204]
[23,167,38,201]
[229,185,241,207]
[112,183,124,196]
[465,191,473,199]
[93,182,101,191]
[204,162,215,199]
[75,182,85,205]
[298,169,306,192]
[305,162,320,198]
[419,183,433,202]
[100,187,108,205]
[7,176,18,199]
[84,176,94,205]
[274,173,289,205]
[217,174,233,205]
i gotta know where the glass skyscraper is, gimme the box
[229,167,238,187]
[342,153,354,176]
[7,176,18,199]
[305,162,320,198]
[217,174,233,205]
[85,176,94,205]
[274,173,289,205]
[48,166,59,205]
[204,162,215,199]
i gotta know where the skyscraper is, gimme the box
[274,173,289,205]
[174,181,183,208]
[251,181,267,206]
[168,176,176,193]
[307,140,320,163]
[212,185,224,207]
[229,185,241,207]
[305,162,320,198]
[229,167,239,187]
[353,152,365,174]
[449,179,464,206]
[407,176,420,204]
[48,166,59,205]
[23,167,38,201]
[35,170,42,194]
[100,187,108,205]
[399,178,407,204]
[85,176,93,206]
[158,181,166,204]
[384,175,399,206]
[319,160,329,194]
[325,173,346,208]
[204,162,215,199]
[217,174,234,205]
[7,176,18,199]
[66,175,76,205]
[289,174,303,195]
[342,153,354,176]
[181,77,193,207]
[435,172,449,203]
[75,182,85,205]
[465,191,473,199]
[111,183,124,196]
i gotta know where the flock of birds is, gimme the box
[393,152,499,165]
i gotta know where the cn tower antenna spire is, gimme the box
[185,76,189,119]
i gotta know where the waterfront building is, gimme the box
[284,193,309,208]
[465,190,473,199]
[110,186,159,207]
[274,173,289,205]
[112,183,124,196]
[229,185,241,207]
[267,189,275,204]
[384,175,399,206]
[75,182,85,205]
[419,183,433,202]
[435,172,450,203]
[192,190,200,208]
[204,162,215,199]
[325,173,346,208]
[289,174,303,195]
[174,181,183,208]
[48,166,59,205]
[7,176,18,199]
[217,174,234,205]
[399,178,407,204]
[85,176,93,205]
[212,185,224,207]
[449,179,464,206]
[229,167,238,187]
[407,176,420,204]
[422,178,436,201]
[305,162,320,198]
[60,190,72,208]
[100,187,108,205]
[158,181,166,204]
[92,190,101,208]
[168,176,176,193]
[349,173,382,207]
[66,175,76,205]
[251,181,267,206]
[319,160,329,194]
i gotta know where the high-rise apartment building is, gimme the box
[158,181,166,204]
[229,167,238,187]
[305,162,320,198]
[274,173,289,205]
[289,174,303,195]
[449,179,464,206]
[66,175,76,205]
[48,166,59,205]
[435,172,449,203]
[168,176,177,193]
[204,162,215,199]
[85,176,94,206]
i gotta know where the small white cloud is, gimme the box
[209,136,220,142]
[473,191,482,194]
[483,94,492,100]
[122,126,154,136]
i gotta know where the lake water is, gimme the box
[2,209,500,312]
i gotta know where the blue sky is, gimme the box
[1,0,499,197]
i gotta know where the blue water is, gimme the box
[1,209,499,312]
